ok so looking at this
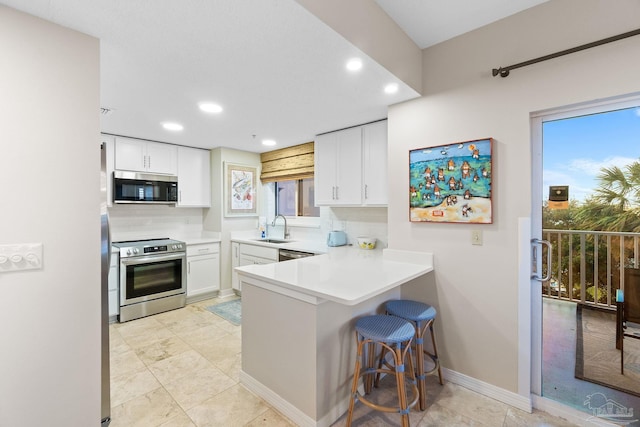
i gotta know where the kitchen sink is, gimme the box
[251,238,293,244]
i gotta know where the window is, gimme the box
[275,178,319,217]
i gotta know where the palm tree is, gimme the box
[575,162,640,232]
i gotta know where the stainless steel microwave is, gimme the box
[113,171,178,204]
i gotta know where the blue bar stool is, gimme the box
[346,315,419,427]
[384,300,443,411]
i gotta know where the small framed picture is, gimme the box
[225,162,257,217]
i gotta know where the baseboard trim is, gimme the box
[186,290,219,304]
[240,370,317,427]
[443,367,532,412]
[217,288,236,299]
[242,365,622,426]
[531,395,620,427]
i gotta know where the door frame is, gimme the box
[528,93,640,402]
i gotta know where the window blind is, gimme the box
[260,141,314,183]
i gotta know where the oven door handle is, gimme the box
[120,252,185,266]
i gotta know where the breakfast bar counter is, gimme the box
[236,248,434,427]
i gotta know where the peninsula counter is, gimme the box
[236,247,434,427]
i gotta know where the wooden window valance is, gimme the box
[260,141,314,183]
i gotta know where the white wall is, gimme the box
[387,0,640,393]
[204,148,262,292]
[0,6,101,426]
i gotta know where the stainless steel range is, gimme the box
[113,238,186,322]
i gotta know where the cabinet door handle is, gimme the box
[365,184,368,199]
[198,248,209,253]
[188,261,191,274]
[148,155,151,170]
[336,186,339,200]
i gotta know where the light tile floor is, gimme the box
[109,297,577,427]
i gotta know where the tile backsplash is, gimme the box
[108,203,388,247]
[108,205,204,241]
[321,206,388,248]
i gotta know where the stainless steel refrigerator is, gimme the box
[100,142,112,426]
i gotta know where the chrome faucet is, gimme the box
[272,215,289,239]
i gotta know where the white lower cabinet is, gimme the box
[232,243,278,292]
[231,242,240,292]
[186,242,220,301]
[108,249,119,319]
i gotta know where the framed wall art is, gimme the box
[225,162,257,217]
[409,138,493,223]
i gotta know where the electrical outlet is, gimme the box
[471,230,483,246]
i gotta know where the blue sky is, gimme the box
[543,106,640,202]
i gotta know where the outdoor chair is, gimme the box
[618,268,640,374]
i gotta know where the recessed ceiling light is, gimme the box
[162,122,183,131]
[262,139,276,146]
[346,58,362,72]
[384,83,399,94]
[199,102,223,114]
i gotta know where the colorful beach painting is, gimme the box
[409,138,493,223]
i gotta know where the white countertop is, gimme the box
[182,236,221,245]
[236,247,433,305]
[231,237,329,254]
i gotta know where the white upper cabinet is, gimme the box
[314,126,362,206]
[314,120,387,206]
[362,121,388,206]
[177,146,211,207]
[115,137,177,175]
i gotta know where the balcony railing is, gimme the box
[541,229,640,309]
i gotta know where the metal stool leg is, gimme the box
[391,343,410,427]
[346,332,363,427]
[364,341,376,394]
[428,321,444,385]
[415,320,427,411]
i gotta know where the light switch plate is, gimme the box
[0,243,43,272]
[471,230,483,246]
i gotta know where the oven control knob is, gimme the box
[126,249,132,255]
[133,248,139,254]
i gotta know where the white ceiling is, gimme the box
[375,0,550,49]
[1,0,548,152]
